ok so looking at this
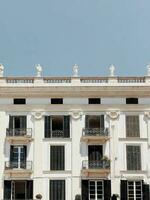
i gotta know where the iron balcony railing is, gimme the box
[82,128,109,137]
[45,130,69,138]
[5,161,32,170]
[6,128,32,137]
[82,160,110,170]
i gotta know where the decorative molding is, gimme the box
[69,109,83,119]
[106,110,120,120]
[32,111,45,120]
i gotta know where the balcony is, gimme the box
[6,128,33,144]
[81,128,109,144]
[4,161,33,178]
[81,160,110,178]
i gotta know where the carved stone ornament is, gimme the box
[144,111,150,119]
[69,109,83,119]
[32,111,45,120]
[106,111,120,120]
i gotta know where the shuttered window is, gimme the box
[126,146,141,170]
[50,146,65,170]
[126,115,140,137]
[50,180,65,200]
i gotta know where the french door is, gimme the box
[89,181,104,200]
[10,146,26,169]
[88,145,103,168]
[127,181,143,200]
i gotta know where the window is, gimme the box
[14,98,26,104]
[126,98,138,104]
[51,98,63,104]
[44,116,70,138]
[121,180,149,200]
[85,115,104,129]
[126,145,141,170]
[50,146,65,170]
[127,181,142,200]
[81,180,111,200]
[7,116,27,136]
[126,115,140,137]
[50,180,65,200]
[88,98,101,104]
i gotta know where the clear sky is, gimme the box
[0,0,150,77]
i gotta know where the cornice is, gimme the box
[0,85,150,97]
[1,104,150,112]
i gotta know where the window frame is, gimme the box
[126,115,140,138]
[50,145,65,171]
[126,145,141,171]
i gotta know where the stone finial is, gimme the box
[147,64,150,76]
[0,64,4,77]
[73,64,79,77]
[36,64,42,77]
[109,65,115,77]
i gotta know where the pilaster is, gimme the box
[32,111,45,198]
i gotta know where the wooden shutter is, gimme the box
[45,116,51,138]
[50,146,65,170]
[104,180,111,200]
[20,116,27,129]
[126,146,141,170]
[100,115,104,129]
[64,116,70,138]
[27,180,33,199]
[9,116,13,129]
[85,116,89,128]
[10,146,14,162]
[50,180,65,200]
[4,181,11,199]
[126,115,139,137]
[82,180,89,200]
[143,183,150,200]
[120,180,127,200]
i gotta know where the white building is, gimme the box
[0,64,150,200]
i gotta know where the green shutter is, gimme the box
[64,116,70,138]
[45,116,51,138]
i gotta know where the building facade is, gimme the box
[0,65,150,200]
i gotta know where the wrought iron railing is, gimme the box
[45,130,69,138]
[82,128,109,136]
[82,160,110,170]
[5,161,32,170]
[6,128,32,137]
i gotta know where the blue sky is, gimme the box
[0,0,150,76]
